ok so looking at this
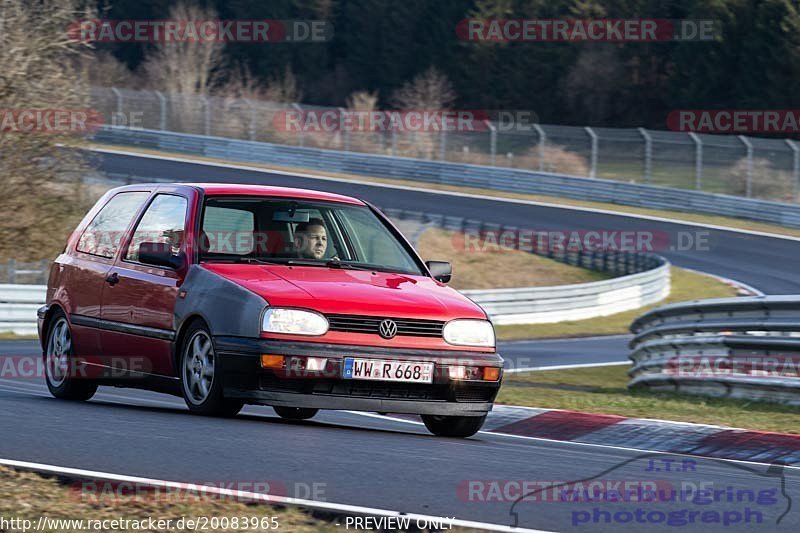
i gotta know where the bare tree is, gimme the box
[139,2,225,96]
[390,67,457,159]
[0,0,97,263]
[390,66,456,111]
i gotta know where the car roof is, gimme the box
[111,182,366,206]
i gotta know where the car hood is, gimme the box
[201,264,487,320]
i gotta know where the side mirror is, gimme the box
[138,242,184,269]
[426,260,452,283]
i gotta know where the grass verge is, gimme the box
[415,228,610,290]
[497,365,800,434]
[86,142,800,239]
[0,466,481,532]
[494,267,740,340]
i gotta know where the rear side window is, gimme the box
[76,192,149,258]
[125,194,188,262]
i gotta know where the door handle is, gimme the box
[105,272,120,286]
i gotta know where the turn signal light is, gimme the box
[260,355,285,369]
[483,367,501,381]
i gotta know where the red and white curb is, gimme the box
[389,405,800,465]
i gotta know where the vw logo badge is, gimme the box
[378,319,398,339]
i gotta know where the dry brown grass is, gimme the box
[415,228,610,290]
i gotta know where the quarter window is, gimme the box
[76,192,149,258]
[125,195,188,263]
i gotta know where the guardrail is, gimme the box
[0,284,46,336]
[628,296,800,404]
[384,208,671,325]
[93,127,800,228]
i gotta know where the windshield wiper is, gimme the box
[202,257,280,265]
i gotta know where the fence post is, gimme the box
[739,135,754,198]
[439,126,447,161]
[242,98,256,141]
[338,107,350,151]
[292,103,304,147]
[688,132,703,190]
[786,139,800,196]
[40,259,49,284]
[585,126,598,178]
[200,95,211,136]
[638,127,652,184]
[7,259,15,284]
[154,91,167,131]
[111,87,123,117]
[485,120,496,166]
[533,124,546,171]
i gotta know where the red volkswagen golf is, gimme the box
[38,183,502,437]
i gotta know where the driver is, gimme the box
[293,218,328,259]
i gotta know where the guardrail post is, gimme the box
[688,132,703,190]
[200,95,211,136]
[292,103,304,147]
[111,87,123,117]
[585,126,598,178]
[739,135,754,198]
[7,259,14,284]
[638,127,652,184]
[40,259,48,284]
[338,107,350,151]
[485,120,496,166]
[533,124,546,171]
[154,91,167,131]
[786,139,800,196]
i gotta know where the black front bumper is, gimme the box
[214,337,503,416]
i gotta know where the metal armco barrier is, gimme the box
[629,296,800,405]
[384,208,671,325]
[0,284,46,336]
[93,127,800,228]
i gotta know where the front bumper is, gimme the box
[215,336,503,416]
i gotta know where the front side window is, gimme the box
[76,192,150,258]
[200,197,423,275]
[125,194,188,263]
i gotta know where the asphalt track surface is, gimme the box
[2,151,800,531]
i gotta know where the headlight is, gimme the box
[443,319,495,347]
[262,308,329,336]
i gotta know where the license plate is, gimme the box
[343,358,434,383]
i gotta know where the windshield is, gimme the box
[198,197,424,275]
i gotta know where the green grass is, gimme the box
[495,267,740,340]
[498,365,800,434]
[0,332,37,340]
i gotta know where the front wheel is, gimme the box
[180,321,244,417]
[44,313,97,401]
[422,414,486,438]
[273,406,319,420]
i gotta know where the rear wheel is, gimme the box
[44,312,97,401]
[273,406,319,420]
[422,414,486,438]
[180,321,243,417]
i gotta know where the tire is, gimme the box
[179,320,244,417]
[421,414,487,438]
[273,406,319,420]
[44,311,97,401]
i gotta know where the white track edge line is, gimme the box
[505,361,630,373]
[0,458,549,533]
[87,145,800,244]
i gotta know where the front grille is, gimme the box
[326,314,444,338]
